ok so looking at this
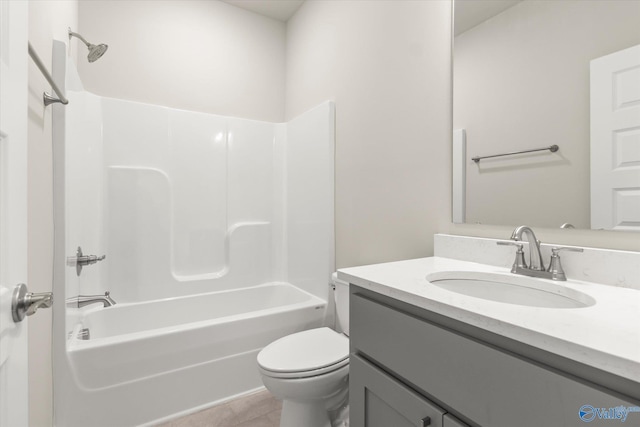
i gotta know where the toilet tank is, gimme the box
[332,273,350,336]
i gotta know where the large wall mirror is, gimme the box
[453,0,640,231]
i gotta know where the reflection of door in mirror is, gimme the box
[590,44,640,231]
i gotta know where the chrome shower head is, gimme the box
[87,43,108,62]
[68,28,108,63]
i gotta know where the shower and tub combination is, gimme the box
[51,40,335,426]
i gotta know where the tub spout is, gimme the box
[66,291,116,308]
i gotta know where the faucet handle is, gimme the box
[497,241,523,248]
[547,246,583,280]
[67,246,106,276]
[550,246,584,255]
[497,241,527,273]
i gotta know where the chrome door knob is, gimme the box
[11,283,53,323]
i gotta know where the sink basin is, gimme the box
[426,271,596,309]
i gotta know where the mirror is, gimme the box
[453,0,640,231]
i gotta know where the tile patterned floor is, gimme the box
[156,389,282,427]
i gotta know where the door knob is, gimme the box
[12,283,53,322]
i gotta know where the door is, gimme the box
[350,354,445,427]
[0,1,29,426]
[590,44,640,230]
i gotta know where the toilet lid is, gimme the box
[257,327,349,374]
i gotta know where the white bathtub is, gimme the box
[62,283,326,427]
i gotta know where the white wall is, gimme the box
[285,0,453,268]
[76,0,286,122]
[454,0,640,229]
[28,2,78,426]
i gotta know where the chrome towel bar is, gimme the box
[472,144,558,163]
[28,42,69,106]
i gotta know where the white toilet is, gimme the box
[257,274,350,427]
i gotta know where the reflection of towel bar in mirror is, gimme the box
[472,145,559,163]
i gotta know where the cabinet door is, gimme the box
[350,354,445,427]
[443,414,470,427]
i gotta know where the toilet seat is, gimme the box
[258,327,349,379]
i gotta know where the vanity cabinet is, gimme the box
[349,286,639,427]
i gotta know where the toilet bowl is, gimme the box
[257,275,350,427]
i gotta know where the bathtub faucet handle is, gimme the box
[67,246,106,276]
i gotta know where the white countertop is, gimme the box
[338,256,640,384]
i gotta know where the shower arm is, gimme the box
[68,29,91,48]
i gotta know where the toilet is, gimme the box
[257,274,350,427]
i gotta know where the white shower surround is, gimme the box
[57,57,334,426]
[65,91,335,304]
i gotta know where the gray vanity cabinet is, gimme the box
[349,286,639,427]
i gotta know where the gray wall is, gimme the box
[77,0,286,122]
[286,0,453,268]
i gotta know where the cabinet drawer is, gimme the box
[350,354,445,427]
[351,292,638,427]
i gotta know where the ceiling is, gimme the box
[454,0,521,36]
[222,0,305,22]
[222,0,521,35]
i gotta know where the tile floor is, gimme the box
[156,389,281,427]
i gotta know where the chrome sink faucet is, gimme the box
[510,225,545,271]
[498,225,583,281]
[66,291,116,308]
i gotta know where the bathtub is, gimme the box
[61,283,326,427]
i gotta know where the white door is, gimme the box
[0,1,29,426]
[590,44,640,231]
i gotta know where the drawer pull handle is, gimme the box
[420,416,431,427]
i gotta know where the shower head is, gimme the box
[68,28,108,62]
[87,43,108,62]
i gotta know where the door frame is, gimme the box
[0,1,30,426]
